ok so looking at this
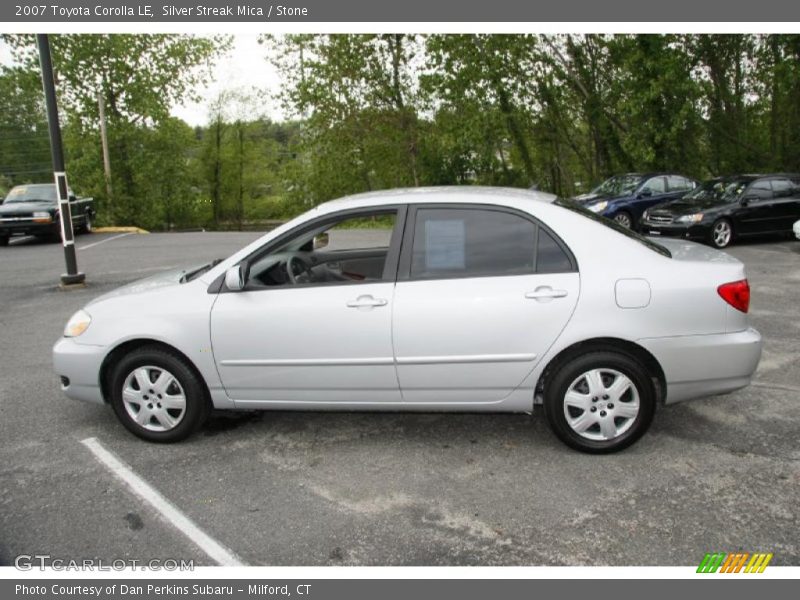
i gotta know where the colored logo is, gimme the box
[697,552,773,573]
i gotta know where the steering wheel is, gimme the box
[286,255,313,284]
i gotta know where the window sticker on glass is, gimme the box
[425,219,465,270]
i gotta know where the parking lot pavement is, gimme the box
[0,231,798,567]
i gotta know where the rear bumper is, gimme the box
[52,337,107,405]
[638,328,762,404]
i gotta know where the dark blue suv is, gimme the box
[574,173,698,229]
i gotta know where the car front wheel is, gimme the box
[709,218,733,249]
[109,346,210,442]
[613,212,633,229]
[544,351,656,453]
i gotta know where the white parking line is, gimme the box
[81,437,245,566]
[78,232,132,251]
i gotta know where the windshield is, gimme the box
[555,197,672,258]
[4,185,57,204]
[683,179,749,202]
[590,175,643,197]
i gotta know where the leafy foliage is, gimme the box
[1,34,800,229]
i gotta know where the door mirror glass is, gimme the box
[739,195,755,206]
[225,265,244,291]
[312,232,329,250]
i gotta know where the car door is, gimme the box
[768,178,800,232]
[209,206,405,405]
[736,180,775,234]
[391,205,580,404]
[632,176,672,219]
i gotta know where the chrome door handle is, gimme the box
[525,287,568,300]
[346,295,388,308]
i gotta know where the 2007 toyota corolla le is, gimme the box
[53,187,763,453]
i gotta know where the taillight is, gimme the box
[718,279,750,313]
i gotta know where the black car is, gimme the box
[640,174,800,249]
[0,184,95,245]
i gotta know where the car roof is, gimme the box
[614,172,685,178]
[706,173,800,182]
[316,186,558,212]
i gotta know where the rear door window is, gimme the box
[410,208,536,279]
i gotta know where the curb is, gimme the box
[92,226,149,234]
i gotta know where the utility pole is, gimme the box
[37,33,85,287]
[97,88,113,220]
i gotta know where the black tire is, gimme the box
[708,218,734,249]
[0,236,9,247]
[109,346,210,443]
[543,350,656,453]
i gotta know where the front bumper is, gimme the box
[52,337,107,405]
[0,219,59,237]
[641,220,708,241]
[638,327,762,404]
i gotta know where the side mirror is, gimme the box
[638,189,652,198]
[312,232,329,250]
[740,194,758,206]
[225,265,244,291]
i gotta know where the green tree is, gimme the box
[2,33,230,225]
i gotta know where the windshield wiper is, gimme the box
[180,258,223,283]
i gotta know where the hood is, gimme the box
[87,266,197,307]
[0,200,57,215]
[652,197,730,215]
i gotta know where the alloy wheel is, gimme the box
[614,213,632,229]
[713,220,732,248]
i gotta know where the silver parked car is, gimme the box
[53,187,762,452]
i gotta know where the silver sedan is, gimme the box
[53,187,762,452]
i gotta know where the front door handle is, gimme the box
[346,295,388,309]
[525,287,568,301]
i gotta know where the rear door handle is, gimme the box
[525,287,568,301]
[346,295,388,309]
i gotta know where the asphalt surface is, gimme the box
[0,230,798,567]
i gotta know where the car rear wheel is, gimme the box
[613,212,633,229]
[82,213,93,234]
[709,218,733,249]
[543,351,656,453]
[109,346,210,442]
[0,236,8,247]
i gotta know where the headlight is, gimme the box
[588,201,608,213]
[64,309,92,337]
[33,211,53,223]
[676,213,704,224]
[642,210,650,221]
